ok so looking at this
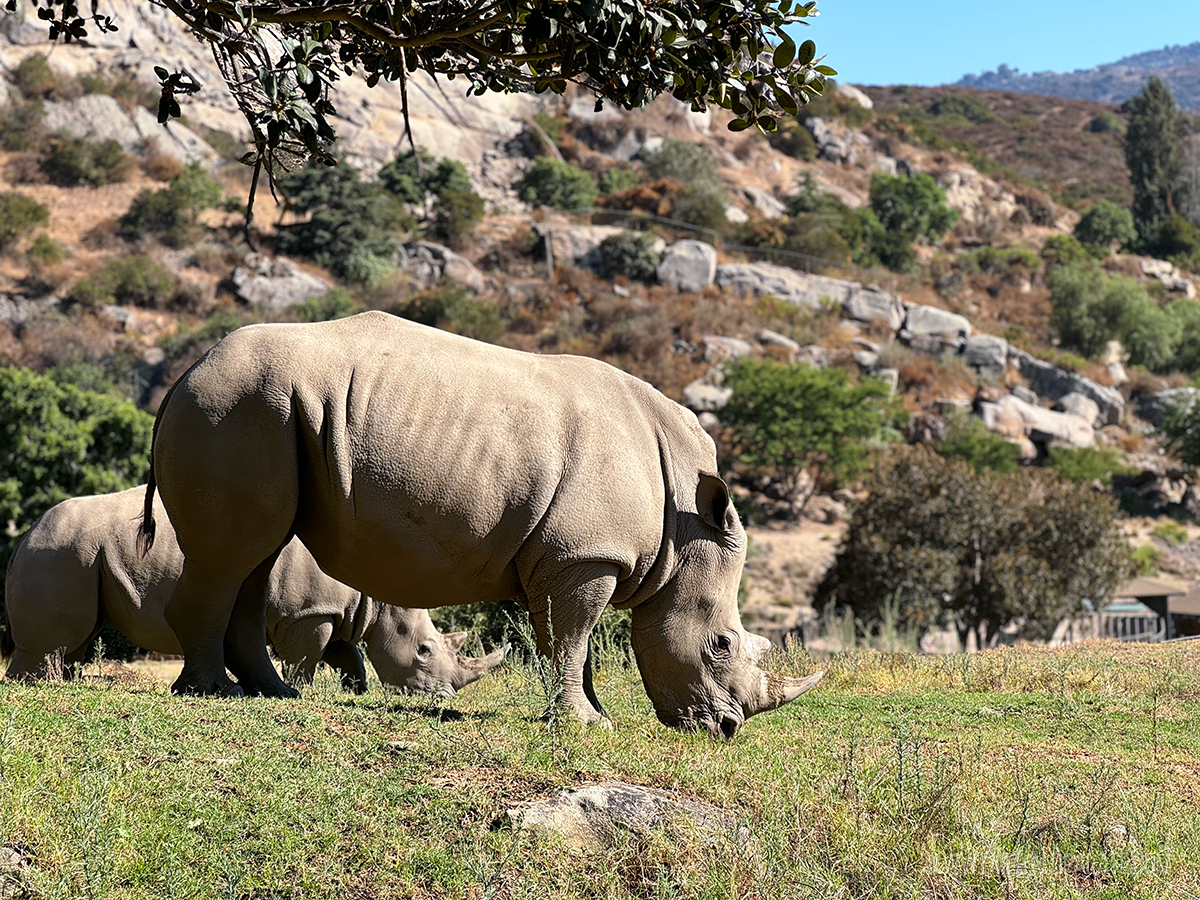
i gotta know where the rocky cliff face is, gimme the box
[0,0,541,201]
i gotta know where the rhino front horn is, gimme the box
[749,670,824,716]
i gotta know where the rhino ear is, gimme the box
[697,472,733,531]
[445,631,469,652]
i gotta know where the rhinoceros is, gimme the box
[141,311,821,737]
[3,487,504,694]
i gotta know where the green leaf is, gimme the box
[775,86,799,115]
[729,117,751,131]
[296,64,313,85]
[797,38,816,65]
[816,65,837,76]
[773,36,795,67]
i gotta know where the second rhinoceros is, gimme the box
[3,487,504,694]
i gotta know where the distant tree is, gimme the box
[0,193,49,252]
[379,150,473,205]
[865,172,958,271]
[118,162,224,247]
[0,367,155,653]
[1073,199,1136,255]
[1124,77,1183,245]
[721,358,898,513]
[814,448,1133,649]
[1162,392,1200,467]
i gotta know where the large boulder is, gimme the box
[230,255,331,310]
[903,304,972,343]
[716,264,857,309]
[1137,387,1200,428]
[961,334,1008,375]
[1008,349,1124,426]
[842,286,905,332]
[657,240,717,292]
[1055,392,1102,427]
[507,782,747,852]
[981,396,1095,448]
[756,329,800,356]
[702,335,753,362]
[682,380,732,412]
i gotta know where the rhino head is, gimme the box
[630,473,822,739]
[364,604,506,697]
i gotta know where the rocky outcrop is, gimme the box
[1055,392,1101,427]
[1141,257,1197,297]
[980,395,1095,448]
[1008,349,1124,425]
[961,334,1008,375]
[508,782,748,852]
[804,117,871,165]
[657,240,717,292]
[682,380,732,412]
[702,335,753,362]
[41,93,218,165]
[841,286,905,331]
[935,166,1018,228]
[1137,387,1200,428]
[756,329,800,356]
[400,242,485,292]
[230,255,330,310]
[903,303,972,342]
[715,264,901,320]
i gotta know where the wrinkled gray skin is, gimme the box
[143,312,822,737]
[4,487,504,694]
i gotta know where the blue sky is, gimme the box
[797,0,1199,86]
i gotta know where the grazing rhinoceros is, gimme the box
[3,487,504,694]
[141,311,821,737]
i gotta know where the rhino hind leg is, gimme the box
[526,563,618,727]
[225,547,300,699]
[323,640,369,694]
[165,559,248,697]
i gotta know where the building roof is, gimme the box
[1172,585,1200,617]
[1115,576,1189,599]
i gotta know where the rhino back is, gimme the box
[173,312,696,607]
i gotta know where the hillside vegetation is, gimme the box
[0,643,1197,899]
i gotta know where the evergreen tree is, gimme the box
[1124,77,1183,246]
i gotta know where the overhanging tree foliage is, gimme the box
[815,448,1133,649]
[10,0,834,206]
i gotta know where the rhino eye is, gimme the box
[714,634,732,656]
[417,644,432,658]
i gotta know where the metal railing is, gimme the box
[1054,611,1167,645]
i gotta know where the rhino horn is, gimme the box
[746,670,824,717]
[745,632,772,665]
[453,643,507,689]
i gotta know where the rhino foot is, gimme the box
[242,682,301,700]
[171,671,245,698]
[547,698,612,729]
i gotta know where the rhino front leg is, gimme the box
[270,616,334,688]
[525,563,618,727]
[323,640,369,694]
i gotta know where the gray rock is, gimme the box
[903,304,971,342]
[697,411,721,432]
[961,334,1008,375]
[757,329,800,355]
[851,337,881,353]
[741,186,786,219]
[842,286,905,332]
[702,335,753,362]
[1107,361,1129,386]
[796,345,830,368]
[99,305,140,332]
[986,395,1094,447]
[1008,348,1124,425]
[1055,392,1101,426]
[0,295,54,330]
[536,223,626,269]
[507,782,747,852]
[716,264,848,309]
[1011,385,1039,405]
[873,367,899,395]
[1137,387,1200,428]
[804,116,869,165]
[657,240,717,293]
[230,255,331,310]
[723,204,750,225]
[400,242,485,293]
[682,380,733,411]
[852,349,879,369]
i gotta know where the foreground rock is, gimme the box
[507,782,748,851]
[657,240,717,292]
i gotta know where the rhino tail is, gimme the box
[136,359,197,557]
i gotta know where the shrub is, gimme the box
[721,358,898,513]
[959,245,1042,276]
[865,172,957,271]
[12,54,64,100]
[934,415,1019,474]
[276,165,415,279]
[598,231,661,282]
[294,288,364,323]
[431,188,485,250]
[1162,392,1200,466]
[1041,233,1092,271]
[1150,214,1200,261]
[0,101,45,152]
[0,192,49,251]
[379,149,473,205]
[930,94,995,124]
[39,135,133,187]
[118,163,224,247]
[1088,112,1124,134]
[391,286,504,344]
[1151,520,1189,547]
[641,139,721,187]
[68,256,176,308]
[767,118,818,161]
[1045,446,1136,486]
[670,185,729,234]
[1131,544,1164,576]
[1074,199,1136,254]
[26,233,64,265]
[598,164,641,196]
[516,157,598,210]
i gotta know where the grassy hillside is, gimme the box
[1,642,1197,899]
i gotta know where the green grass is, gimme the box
[2,642,1199,899]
